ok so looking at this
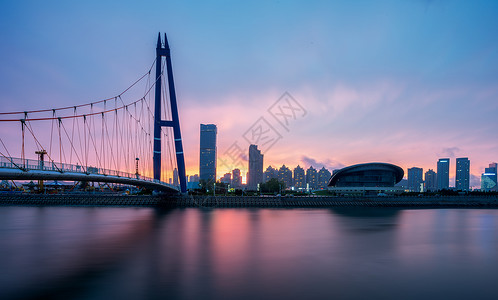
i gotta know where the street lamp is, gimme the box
[135,157,139,179]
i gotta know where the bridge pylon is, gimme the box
[153,33,187,193]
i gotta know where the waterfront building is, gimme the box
[278,165,293,190]
[247,145,264,190]
[327,162,404,196]
[437,158,450,190]
[263,166,278,183]
[199,124,217,184]
[481,163,497,191]
[293,165,305,189]
[424,169,437,192]
[455,158,470,191]
[189,174,199,183]
[407,167,423,192]
[220,173,231,184]
[306,166,318,190]
[173,168,179,186]
[317,167,331,189]
[232,169,242,189]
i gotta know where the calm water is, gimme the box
[1,207,498,300]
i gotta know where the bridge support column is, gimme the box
[153,33,187,193]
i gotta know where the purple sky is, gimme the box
[1,1,497,187]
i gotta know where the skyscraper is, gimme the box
[317,167,331,189]
[437,158,450,190]
[199,124,217,184]
[481,163,497,191]
[232,169,242,189]
[455,157,470,191]
[173,168,179,186]
[293,165,305,189]
[424,169,437,192]
[247,144,264,190]
[408,167,423,192]
[306,166,318,190]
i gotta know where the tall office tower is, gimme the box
[424,169,437,192]
[490,163,498,187]
[278,165,293,190]
[455,158,470,191]
[263,166,278,182]
[306,166,318,190]
[317,167,332,189]
[232,169,242,189]
[199,124,217,184]
[408,167,424,192]
[247,145,264,190]
[293,165,305,189]
[173,168,179,186]
[437,158,450,190]
[481,163,497,191]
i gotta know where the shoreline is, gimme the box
[1,194,498,208]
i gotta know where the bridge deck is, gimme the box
[0,157,179,193]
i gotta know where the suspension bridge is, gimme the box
[0,33,187,194]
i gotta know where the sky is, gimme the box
[1,0,497,187]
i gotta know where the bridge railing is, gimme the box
[0,156,171,186]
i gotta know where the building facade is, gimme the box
[306,166,318,190]
[220,173,231,184]
[199,124,217,184]
[455,157,470,191]
[293,165,305,189]
[327,163,404,195]
[481,163,497,191]
[263,166,278,183]
[247,145,264,190]
[437,158,450,190]
[317,167,331,189]
[173,168,179,187]
[232,169,242,189]
[278,165,293,190]
[424,169,437,192]
[408,167,423,192]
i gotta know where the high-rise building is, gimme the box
[408,167,423,192]
[455,158,470,191]
[437,158,450,190]
[278,165,293,190]
[220,173,231,184]
[263,166,278,183]
[232,169,242,189]
[189,174,199,183]
[173,168,179,186]
[306,166,318,190]
[293,165,305,189]
[317,167,331,189]
[481,163,497,191]
[247,145,264,190]
[199,124,217,184]
[424,169,437,192]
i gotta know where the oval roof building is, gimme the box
[328,162,404,191]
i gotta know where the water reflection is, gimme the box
[2,207,498,299]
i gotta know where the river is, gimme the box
[1,207,498,299]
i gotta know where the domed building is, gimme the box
[328,163,405,196]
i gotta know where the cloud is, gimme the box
[438,147,460,158]
[300,155,345,171]
[470,174,481,189]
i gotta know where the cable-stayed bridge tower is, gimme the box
[153,33,187,193]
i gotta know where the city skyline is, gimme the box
[1,1,497,187]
